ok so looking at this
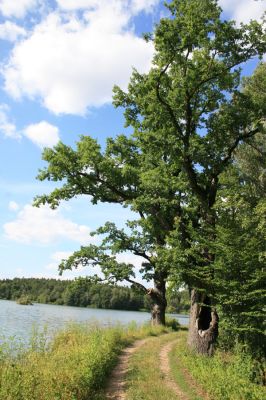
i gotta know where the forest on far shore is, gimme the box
[0,277,190,314]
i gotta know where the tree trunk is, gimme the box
[187,289,218,356]
[151,301,166,325]
[148,279,167,326]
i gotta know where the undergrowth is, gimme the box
[0,321,171,400]
[171,333,266,400]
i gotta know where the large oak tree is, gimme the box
[34,0,265,352]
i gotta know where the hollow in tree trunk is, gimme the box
[188,289,218,356]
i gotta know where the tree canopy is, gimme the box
[34,0,265,344]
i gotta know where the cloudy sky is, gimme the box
[0,0,265,281]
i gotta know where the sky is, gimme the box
[0,0,265,282]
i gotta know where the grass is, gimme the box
[170,333,266,400]
[124,329,265,400]
[125,332,180,400]
[0,322,171,400]
[1,321,263,400]
[168,333,204,400]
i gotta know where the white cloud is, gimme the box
[0,21,26,42]
[45,251,73,270]
[116,253,145,268]
[116,252,149,287]
[4,204,92,245]
[0,0,38,18]
[131,0,159,14]
[23,121,60,148]
[56,0,159,14]
[8,201,20,211]
[219,0,265,24]
[56,0,106,10]
[0,104,21,139]
[44,250,104,280]
[3,2,155,115]
[0,108,59,147]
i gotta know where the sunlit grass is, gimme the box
[126,333,180,400]
[0,322,171,400]
[170,334,266,400]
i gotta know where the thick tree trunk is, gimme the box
[188,289,218,356]
[148,279,167,326]
[151,302,166,325]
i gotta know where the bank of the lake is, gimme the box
[1,323,264,400]
[0,299,189,343]
[0,322,173,400]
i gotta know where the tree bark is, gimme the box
[187,289,218,356]
[148,280,167,326]
[151,302,167,325]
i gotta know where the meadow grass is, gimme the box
[3,319,263,400]
[168,335,203,400]
[170,333,266,400]
[125,332,180,400]
[0,322,171,400]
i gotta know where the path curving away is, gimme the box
[159,339,190,400]
[105,339,147,400]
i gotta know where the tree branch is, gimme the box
[219,126,261,173]
[126,279,148,293]
[156,63,183,138]
[78,170,135,202]
[183,155,207,204]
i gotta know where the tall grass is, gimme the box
[0,322,170,400]
[171,333,266,400]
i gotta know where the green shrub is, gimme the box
[165,317,181,331]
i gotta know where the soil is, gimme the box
[104,339,147,400]
[159,339,190,400]
[104,335,208,400]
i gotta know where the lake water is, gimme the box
[0,300,189,344]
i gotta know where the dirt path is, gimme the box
[159,339,190,400]
[105,335,206,400]
[105,339,147,400]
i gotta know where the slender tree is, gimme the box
[34,1,265,351]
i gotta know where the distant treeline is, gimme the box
[0,278,190,313]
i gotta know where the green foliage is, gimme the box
[212,158,266,359]
[172,335,266,400]
[16,295,33,305]
[165,316,181,331]
[34,2,265,267]
[166,285,190,314]
[0,323,172,400]
[33,0,265,343]
[0,278,145,311]
[0,277,190,314]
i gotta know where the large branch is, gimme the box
[207,126,261,207]
[78,170,135,202]
[190,43,261,100]
[156,64,183,138]
[132,250,151,262]
[183,155,207,204]
[221,127,261,167]
[126,278,148,293]
[213,126,261,178]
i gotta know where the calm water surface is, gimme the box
[0,300,188,343]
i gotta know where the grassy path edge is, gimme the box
[104,338,147,399]
[159,338,190,400]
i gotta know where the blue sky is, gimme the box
[0,0,265,281]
